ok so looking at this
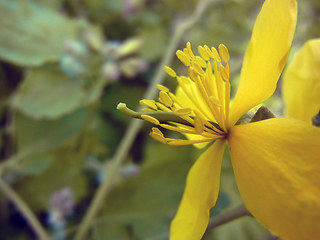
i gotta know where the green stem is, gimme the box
[73,1,215,239]
[204,203,252,235]
[0,178,51,240]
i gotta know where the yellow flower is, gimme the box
[283,38,320,124]
[118,0,320,239]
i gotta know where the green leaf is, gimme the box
[16,147,87,211]
[12,67,86,119]
[0,0,79,66]
[18,153,53,175]
[92,141,196,240]
[15,107,87,153]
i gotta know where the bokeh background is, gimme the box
[0,0,319,239]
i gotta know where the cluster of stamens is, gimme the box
[139,42,231,146]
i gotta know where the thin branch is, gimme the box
[73,1,217,239]
[205,203,252,234]
[0,178,51,240]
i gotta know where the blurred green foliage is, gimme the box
[0,0,319,239]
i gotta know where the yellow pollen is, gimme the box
[198,46,210,61]
[139,99,157,109]
[176,50,191,66]
[218,44,230,62]
[141,115,160,125]
[159,91,173,107]
[164,66,177,78]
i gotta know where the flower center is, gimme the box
[119,42,231,146]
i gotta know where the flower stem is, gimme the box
[205,203,252,233]
[0,178,51,240]
[73,1,216,239]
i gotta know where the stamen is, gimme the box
[210,96,221,107]
[159,123,197,134]
[186,42,195,59]
[150,131,167,144]
[194,56,207,68]
[159,91,173,107]
[198,46,210,61]
[218,44,230,62]
[211,47,221,62]
[174,107,192,116]
[139,99,157,110]
[141,115,160,125]
[164,66,177,77]
[204,45,214,58]
[188,68,199,82]
[156,102,172,112]
[157,84,169,92]
[167,138,218,146]
[194,113,204,134]
[176,50,191,66]
[192,62,205,75]
[152,127,163,136]
[219,64,229,81]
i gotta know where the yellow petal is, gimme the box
[229,0,297,127]
[170,140,226,240]
[228,118,320,240]
[283,39,320,123]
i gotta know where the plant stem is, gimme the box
[205,203,252,233]
[0,178,51,240]
[73,1,216,239]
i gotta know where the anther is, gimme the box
[150,131,167,144]
[194,56,207,68]
[192,62,205,75]
[211,47,221,62]
[218,44,230,62]
[209,96,222,107]
[141,115,160,125]
[176,50,191,66]
[152,127,163,136]
[194,112,204,134]
[174,108,192,116]
[139,99,158,109]
[159,91,173,107]
[198,46,210,61]
[157,84,169,92]
[164,66,177,77]
[219,64,229,81]
[186,42,195,58]
[204,45,214,58]
[188,68,199,82]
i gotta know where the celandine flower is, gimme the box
[118,0,320,239]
